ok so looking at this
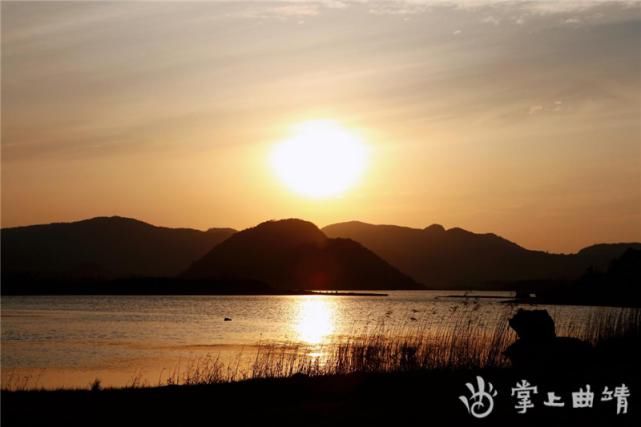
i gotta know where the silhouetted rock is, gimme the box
[508,309,556,341]
[182,219,423,291]
[1,216,236,280]
[504,309,593,371]
[323,221,641,289]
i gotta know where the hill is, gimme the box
[1,216,236,280]
[322,221,640,289]
[182,219,422,291]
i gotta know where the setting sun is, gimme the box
[270,120,367,198]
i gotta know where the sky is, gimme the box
[1,0,640,253]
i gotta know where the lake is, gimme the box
[0,291,627,389]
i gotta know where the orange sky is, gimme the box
[1,1,640,253]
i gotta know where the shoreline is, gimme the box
[1,289,389,297]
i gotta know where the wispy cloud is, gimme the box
[229,1,639,18]
[482,15,501,25]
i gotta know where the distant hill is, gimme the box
[1,216,236,279]
[182,219,422,291]
[578,248,641,295]
[532,248,641,307]
[323,221,641,289]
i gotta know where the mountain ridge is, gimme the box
[1,216,236,279]
[3,216,639,292]
[322,221,641,289]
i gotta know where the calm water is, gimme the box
[0,291,622,388]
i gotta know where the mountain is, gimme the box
[578,247,641,296]
[322,221,641,289]
[1,216,236,279]
[534,248,641,307]
[574,243,641,271]
[182,219,422,291]
[601,248,641,286]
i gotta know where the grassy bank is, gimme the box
[3,366,639,427]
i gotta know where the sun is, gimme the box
[270,120,368,198]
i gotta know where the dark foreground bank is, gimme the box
[3,366,639,427]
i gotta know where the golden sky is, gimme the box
[2,0,640,253]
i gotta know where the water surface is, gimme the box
[0,291,621,388]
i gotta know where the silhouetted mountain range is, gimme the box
[1,216,235,280]
[2,216,639,294]
[322,221,641,289]
[182,219,421,291]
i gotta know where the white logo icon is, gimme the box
[459,376,498,419]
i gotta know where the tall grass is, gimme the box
[162,306,640,386]
[581,307,641,344]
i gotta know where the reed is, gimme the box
[156,305,640,386]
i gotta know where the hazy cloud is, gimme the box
[233,1,639,17]
[482,15,501,25]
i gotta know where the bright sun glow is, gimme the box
[271,120,368,198]
[295,298,335,345]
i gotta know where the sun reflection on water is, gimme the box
[294,298,336,345]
